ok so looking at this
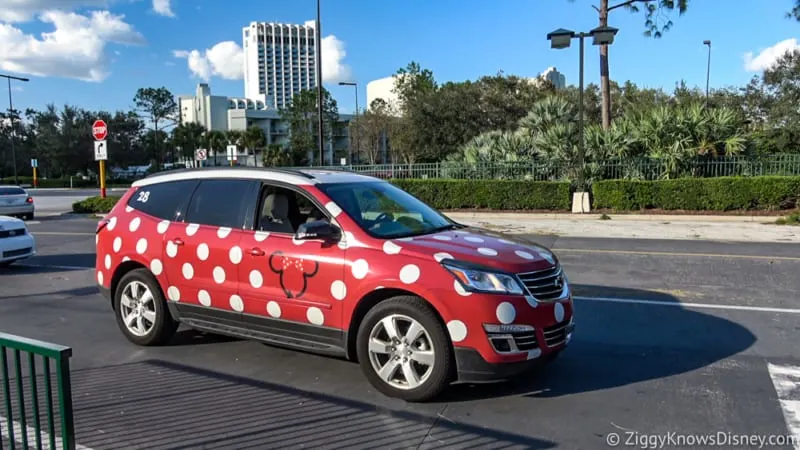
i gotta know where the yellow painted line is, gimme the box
[552,247,800,262]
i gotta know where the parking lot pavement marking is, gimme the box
[0,414,95,450]
[30,232,95,236]
[15,263,92,271]
[767,363,800,450]
[553,248,800,261]
[575,296,800,314]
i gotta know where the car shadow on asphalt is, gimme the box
[0,253,96,272]
[439,284,757,403]
[2,359,557,449]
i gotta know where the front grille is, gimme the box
[3,247,31,258]
[0,228,26,239]
[543,322,569,347]
[517,264,565,301]
[488,329,539,353]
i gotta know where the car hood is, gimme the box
[0,215,26,230]
[395,225,557,273]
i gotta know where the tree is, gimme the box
[570,0,689,129]
[133,87,178,169]
[242,126,267,166]
[171,122,207,161]
[279,88,339,165]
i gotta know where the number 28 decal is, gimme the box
[136,191,150,203]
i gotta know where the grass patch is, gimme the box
[775,213,800,225]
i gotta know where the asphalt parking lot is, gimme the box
[2,215,800,449]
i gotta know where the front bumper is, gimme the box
[0,233,36,263]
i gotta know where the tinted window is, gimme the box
[185,179,253,228]
[127,180,198,221]
[0,187,25,195]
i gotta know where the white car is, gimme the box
[0,215,36,267]
[0,185,35,220]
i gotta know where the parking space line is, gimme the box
[31,232,95,236]
[767,363,800,450]
[0,414,95,450]
[574,296,800,314]
[554,248,800,261]
[16,263,92,271]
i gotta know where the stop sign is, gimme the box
[92,119,108,141]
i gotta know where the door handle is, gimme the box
[249,247,265,256]
[172,238,185,246]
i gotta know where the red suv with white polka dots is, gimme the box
[96,167,575,401]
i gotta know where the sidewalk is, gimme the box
[444,212,800,243]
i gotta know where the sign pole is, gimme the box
[30,159,38,188]
[99,160,106,197]
[92,119,109,198]
[33,167,37,188]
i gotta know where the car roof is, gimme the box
[131,166,384,188]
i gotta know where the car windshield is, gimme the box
[317,181,460,239]
[0,187,25,195]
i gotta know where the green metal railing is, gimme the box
[0,333,74,450]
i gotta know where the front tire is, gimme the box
[113,268,178,346]
[356,295,453,402]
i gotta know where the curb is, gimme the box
[443,211,784,223]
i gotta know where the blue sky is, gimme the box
[1,0,798,116]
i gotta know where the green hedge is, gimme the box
[72,196,122,214]
[593,176,800,211]
[390,179,572,210]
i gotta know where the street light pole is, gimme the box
[339,81,358,165]
[315,0,325,165]
[547,25,618,213]
[1,73,30,186]
[703,40,712,107]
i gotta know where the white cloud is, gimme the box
[0,10,146,82]
[173,41,244,81]
[321,35,351,83]
[152,0,174,17]
[0,0,111,23]
[744,38,800,72]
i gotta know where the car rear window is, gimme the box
[0,187,25,195]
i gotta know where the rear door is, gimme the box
[166,178,258,328]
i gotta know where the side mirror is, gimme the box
[295,220,341,241]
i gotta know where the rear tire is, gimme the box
[113,268,178,346]
[24,213,34,221]
[356,295,453,402]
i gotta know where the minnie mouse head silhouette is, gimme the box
[269,251,319,298]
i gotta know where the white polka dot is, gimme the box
[351,259,369,279]
[249,270,263,288]
[515,250,535,260]
[254,231,269,242]
[229,246,243,264]
[525,295,538,308]
[198,290,211,307]
[125,206,133,213]
[113,237,122,253]
[104,254,111,270]
[136,238,148,255]
[382,241,402,255]
[539,251,556,264]
[375,286,384,290]
[128,217,141,232]
[107,216,117,231]
[166,241,178,258]
[397,237,413,242]
[306,307,324,325]
[464,236,484,243]
[122,256,131,262]
[454,280,471,296]
[499,239,515,245]
[186,223,199,236]
[157,220,170,234]
[433,234,452,241]
[554,302,565,322]
[267,301,281,318]
[197,243,209,261]
[399,264,420,284]
[292,236,305,246]
[496,302,516,324]
[217,227,232,239]
[229,295,244,312]
[447,320,467,342]
[213,267,226,284]
[325,201,342,217]
[477,247,498,256]
[330,280,347,300]
[526,349,543,360]
[182,262,194,280]
[95,235,98,244]
[434,252,454,263]
[150,259,163,276]
[97,271,104,285]
[167,286,180,302]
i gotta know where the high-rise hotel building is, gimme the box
[242,21,318,110]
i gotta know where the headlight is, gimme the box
[443,262,525,295]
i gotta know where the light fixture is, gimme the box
[590,25,619,46]
[546,28,576,49]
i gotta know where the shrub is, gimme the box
[390,179,571,210]
[72,196,121,214]
[593,176,800,211]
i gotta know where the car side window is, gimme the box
[255,184,329,234]
[127,180,198,221]
[184,179,253,228]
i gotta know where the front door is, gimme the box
[238,182,347,353]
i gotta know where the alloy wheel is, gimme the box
[119,280,157,337]
[367,313,435,390]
